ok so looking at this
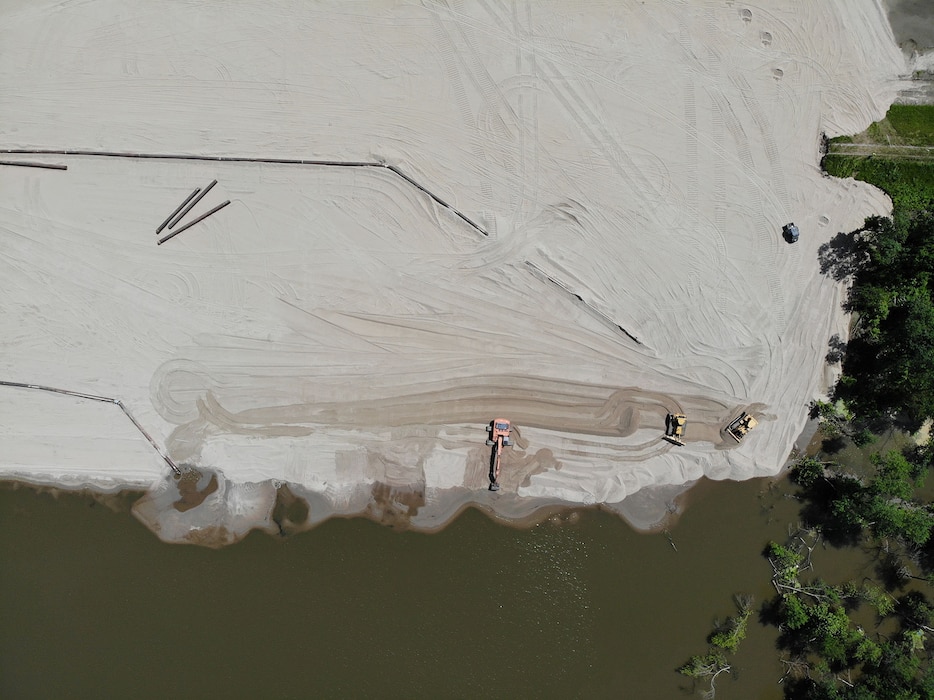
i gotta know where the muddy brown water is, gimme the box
[0,476,872,699]
[885,0,934,51]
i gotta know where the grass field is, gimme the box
[823,105,934,210]
[885,104,934,145]
[822,154,934,210]
[831,104,934,147]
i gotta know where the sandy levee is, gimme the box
[0,0,908,543]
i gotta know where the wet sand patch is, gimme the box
[271,483,310,535]
[173,469,218,512]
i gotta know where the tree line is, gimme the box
[681,108,934,697]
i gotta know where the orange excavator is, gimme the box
[486,418,513,491]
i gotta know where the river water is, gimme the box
[1,475,851,699]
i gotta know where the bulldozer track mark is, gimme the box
[429,14,495,222]
[525,0,541,209]
[494,0,544,219]
[704,9,722,63]
[710,93,755,172]
[449,0,753,201]
[749,188,787,334]
[710,94,728,261]
[706,130,787,335]
[538,57,660,203]
[730,73,789,214]
[437,0,523,231]
[184,373,736,443]
[709,92,787,334]
[423,0,769,191]
[683,73,699,218]
[444,0,519,136]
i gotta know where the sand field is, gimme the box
[0,0,910,542]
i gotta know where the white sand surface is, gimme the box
[0,0,909,541]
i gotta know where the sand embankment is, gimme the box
[0,0,909,543]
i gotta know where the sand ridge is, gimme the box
[0,0,909,541]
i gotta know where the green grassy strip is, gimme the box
[822,155,934,211]
[828,105,934,149]
[886,105,934,145]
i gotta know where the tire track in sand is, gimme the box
[536,55,662,207]
[429,11,496,232]
[708,92,786,334]
[444,0,522,222]
[164,372,742,452]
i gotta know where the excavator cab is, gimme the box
[487,419,512,447]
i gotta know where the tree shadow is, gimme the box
[796,477,863,548]
[759,594,811,660]
[895,590,934,630]
[876,550,912,592]
[820,435,847,454]
[826,333,846,365]
[818,230,861,281]
[832,338,901,434]
[781,677,821,699]
[892,412,926,436]
[758,595,784,628]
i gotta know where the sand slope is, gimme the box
[0,0,908,540]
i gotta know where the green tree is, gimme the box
[836,212,934,425]
[709,596,754,652]
[871,450,924,500]
[792,456,826,489]
[678,596,753,697]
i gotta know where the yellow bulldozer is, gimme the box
[664,413,686,446]
[726,412,758,442]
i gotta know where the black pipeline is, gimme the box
[158,200,231,245]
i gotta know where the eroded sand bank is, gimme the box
[0,0,909,543]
